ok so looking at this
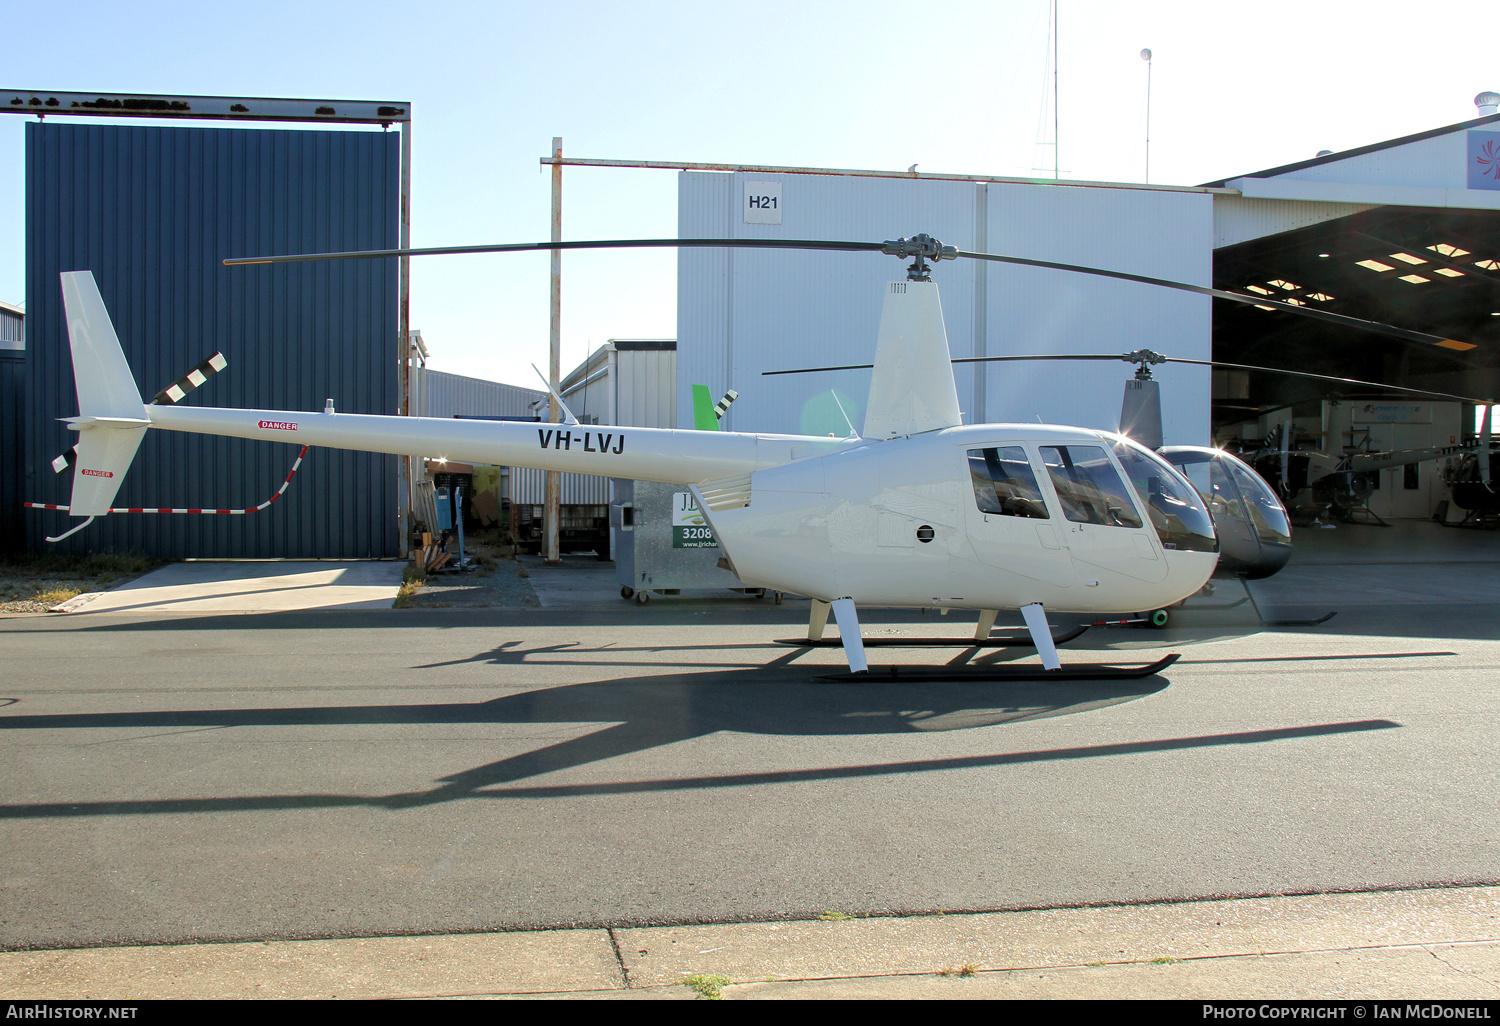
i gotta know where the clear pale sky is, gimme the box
[2,0,1497,386]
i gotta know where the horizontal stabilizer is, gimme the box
[59,271,148,518]
[67,422,148,516]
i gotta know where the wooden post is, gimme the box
[546,136,562,563]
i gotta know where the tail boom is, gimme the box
[146,405,849,485]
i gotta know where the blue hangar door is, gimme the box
[25,121,400,558]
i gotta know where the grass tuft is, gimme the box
[681,973,731,1000]
[36,587,82,606]
[938,962,980,977]
[393,563,427,608]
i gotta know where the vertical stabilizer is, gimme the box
[1120,377,1164,449]
[862,280,962,440]
[59,271,149,518]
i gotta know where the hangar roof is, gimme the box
[1200,111,1500,188]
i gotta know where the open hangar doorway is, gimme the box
[1209,205,1500,519]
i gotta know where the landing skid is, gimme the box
[1434,503,1500,530]
[815,653,1181,683]
[1333,504,1390,527]
[1238,575,1337,627]
[774,625,1090,649]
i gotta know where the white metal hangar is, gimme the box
[673,104,1500,479]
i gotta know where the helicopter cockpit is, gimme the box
[1159,446,1293,579]
[1105,436,1219,555]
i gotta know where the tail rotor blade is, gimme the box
[152,351,228,405]
[52,351,227,474]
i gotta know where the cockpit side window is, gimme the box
[967,446,1050,519]
[1039,445,1144,528]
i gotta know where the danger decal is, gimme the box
[258,420,299,431]
[80,468,114,478]
[538,429,625,454]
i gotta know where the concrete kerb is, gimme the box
[2,886,1497,1000]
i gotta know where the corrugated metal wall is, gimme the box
[1275,131,1466,189]
[560,344,612,424]
[0,306,23,553]
[612,342,676,428]
[678,171,1214,445]
[0,305,21,347]
[508,467,610,504]
[25,122,400,557]
[417,369,542,419]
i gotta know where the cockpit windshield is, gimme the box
[1107,436,1219,554]
[1163,447,1291,547]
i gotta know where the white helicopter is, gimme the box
[44,235,1482,678]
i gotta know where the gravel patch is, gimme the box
[0,564,159,614]
[399,555,542,609]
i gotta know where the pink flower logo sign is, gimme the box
[1468,132,1500,189]
[1478,139,1500,178]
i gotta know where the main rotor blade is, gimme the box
[223,234,1481,355]
[953,249,1477,355]
[768,352,1495,405]
[223,238,887,265]
[1163,357,1493,405]
[763,354,1124,376]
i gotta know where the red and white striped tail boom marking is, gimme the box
[28,446,307,515]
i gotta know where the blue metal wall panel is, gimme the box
[25,122,399,557]
[0,353,22,554]
[1,307,23,553]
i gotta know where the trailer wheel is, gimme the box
[1149,608,1170,628]
[773,591,784,605]
[633,590,651,606]
[620,586,634,600]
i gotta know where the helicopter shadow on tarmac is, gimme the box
[0,638,1403,819]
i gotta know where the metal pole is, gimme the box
[546,137,562,563]
[398,118,412,558]
[1142,49,1152,184]
[1052,0,1059,180]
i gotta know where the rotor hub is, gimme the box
[882,234,958,281]
[1121,349,1168,379]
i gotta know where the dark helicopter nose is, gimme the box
[1159,446,1292,580]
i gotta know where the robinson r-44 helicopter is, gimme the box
[41,234,1490,678]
